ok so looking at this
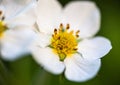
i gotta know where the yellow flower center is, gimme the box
[0,10,7,38]
[50,24,80,61]
[0,21,8,38]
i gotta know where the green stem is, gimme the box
[0,59,9,85]
[59,73,65,85]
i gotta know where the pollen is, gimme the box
[50,23,80,61]
[0,21,8,38]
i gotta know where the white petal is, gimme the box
[64,54,101,82]
[12,0,35,4]
[61,1,100,38]
[31,32,51,48]
[78,36,112,61]
[36,0,62,33]
[0,27,36,61]
[31,47,65,74]
[6,2,36,27]
[0,0,36,19]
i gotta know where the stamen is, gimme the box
[70,30,74,34]
[76,35,79,38]
[66,24,70,30]
[60,23,63,29]
[76,30,80,38]
[0,10,2,15]
[59,23,63,32]
[76,30,80,34]
[52,34,54,37]
[54,28,57,34]
[73,48,78,50]
[50,24,80,61]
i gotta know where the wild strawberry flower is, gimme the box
[0,0,37,61]
[31,0,112,82]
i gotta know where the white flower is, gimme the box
[31,0,112,82]
[0,0,37,61]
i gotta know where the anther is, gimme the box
[76,35,79,38]
[60,23,63,30]
[76,30,80,34]
[0,10,2,15]
[66,24,70,30]
[73,48,78,50]
[54,28,57,34]
[59,23,63,32]
[60,23,63,28]
[52,34,54,37]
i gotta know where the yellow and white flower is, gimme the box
[0,0,37,61]
[31,0,112,82]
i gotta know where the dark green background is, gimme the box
[0,0,120,85]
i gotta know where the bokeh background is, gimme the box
[0,0,120,85]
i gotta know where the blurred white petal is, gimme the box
[6,4,37,28]
[1,27,36,61]
[31,32,51,48]
[0,0,36,19]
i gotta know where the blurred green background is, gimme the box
[0,0,120,85]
